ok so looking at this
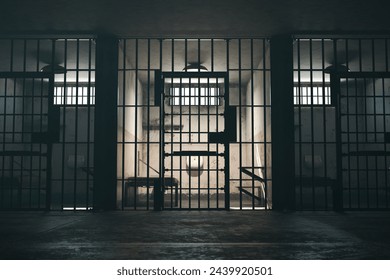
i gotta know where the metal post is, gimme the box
[93,34,118,210]
[270,35,295,211]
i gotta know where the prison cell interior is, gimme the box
[117,39,271,210]
[0,38,95,210]
[294,37,390,210]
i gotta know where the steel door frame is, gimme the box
[0,72,55,210]
[157,71,231,210]
[334,72,390,211]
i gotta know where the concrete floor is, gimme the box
[0,211,390,260]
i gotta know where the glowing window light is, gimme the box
[293,84,331,105]
[170,86,220,106]
[54,85,95,105]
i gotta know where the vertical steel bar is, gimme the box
[197,39,201,209]
[146,39,151,210]
[321,38,329,209]
[121,39,126,210]
[263,39,268,210]
[297,38,303,209]
[238,39,243,209]
[225,39,230,210]
[73,39,80,210]
[134,39,139,209]
[309,39,316,210]
[60,39,68,210]
[170,39,174,209]
[86,38,92,210]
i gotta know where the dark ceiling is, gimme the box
[1,0,390,37]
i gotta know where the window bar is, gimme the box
[134,39,139,210]
[86,38,93,210]
[197,38,201,209]
[297,38,303,209]
[250,39,255,209]
[120,39,126,210]
[238,39,243,209]
[73,39,80,210]
[146,39,151,210]
[211,39,218,208]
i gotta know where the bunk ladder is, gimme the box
[238,167,268,207]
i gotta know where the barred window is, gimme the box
[293,84,331,105]
[170,85,220,106]
[54,84,95,105]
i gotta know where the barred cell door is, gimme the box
[0,72,57,210]
[158,72,234,209]
[336,73,390,210]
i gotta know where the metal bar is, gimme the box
[73,39,80,210]
[146,39,151,210]
[382,77,389,209]
[120,40,126,210]
[207,76,210,209]
[297,38,303,209]
[224,39,230,210]
[29,75,36,209]
[179,75,183,208]
[134,39,139,210]
[197,38,201,209]
[354,77,360,209]
[1,76,8,208]
[322,38,329,209]
[60,39,68,210]
[170,39,174,209]
[363,77,369,208]
[85,38,92,210]
[263,39,268,210]
[238,39,243,210]
[250,39,255,209]
[309,39,316,210]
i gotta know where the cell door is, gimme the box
[337,73,390,210]
[0,73,56,210]
[159,72,232,209]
